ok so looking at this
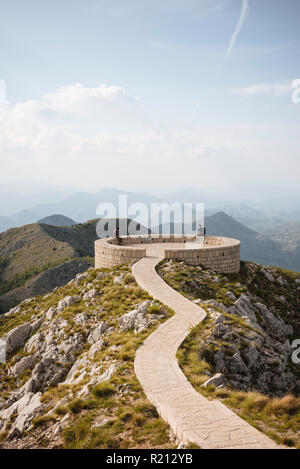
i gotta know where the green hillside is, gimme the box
[0,219,147,313]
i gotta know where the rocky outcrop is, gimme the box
[0,266,164,443]
[200,293,296,396]
[6,323,32,356]
[57,295,80,312]
[119,300,153,333]
[88,322,109,344]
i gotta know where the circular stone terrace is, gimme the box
[95,234,241,273]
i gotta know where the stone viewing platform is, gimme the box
[95,234,241,273]
[94,233,283,448]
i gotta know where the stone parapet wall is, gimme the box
[165,242,240,273]
[95,238,146,268]
[95,235,241,273]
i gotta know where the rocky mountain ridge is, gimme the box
[158,260,300,397]
[0,218,145,313]
[0,265,174,449]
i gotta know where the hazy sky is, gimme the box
[0,0,299,200]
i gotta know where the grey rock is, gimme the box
[83,288,98,300]
[46,306,57,320]
[88,322,109,344]
[57,295,79,312]
[78,363,117,398]
[88,339,106,358]
[24,334,40,353]
[74,312,88,324]
[210,312,225,323]
[211,322,228,338]
[8,392,43,439]
[92,417,115,428]
[12,355,37,378]
[244,345,259,369]
[202,373,226,388]
[30,318,43,333]
[83,288,98,301]
[0,392,33,424]
[114,273,125,285]
[215,348,226,373]
[261,269,274,282]
[255,302,293,338]
[229,294,258,326]
[229,352,248,375]
[226,291,236,301]
[277,276,284,286]
[119,301,152,333]
[6,323,31,355]
[119,310,138,331]
[136,300,152,315]
[59,332,85,357]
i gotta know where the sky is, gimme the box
[0,0,299,203]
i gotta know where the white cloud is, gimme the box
[0,83,299,197]
[231,82,292,96]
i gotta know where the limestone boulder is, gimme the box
[261,269,274,282]
[88,322,109,344]
[7,392,43,440]
[119,301,152,333]
[83,289,98,301]
[202,373,226,388]
[6,323,31,355]
[74,312,88,324]
[89,339,107,358]
[57,295,79,312]
[12,354,38,378]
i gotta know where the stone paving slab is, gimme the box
[132,244,282,449]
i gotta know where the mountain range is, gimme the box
[1,187,300,236]
[0,209,299,314]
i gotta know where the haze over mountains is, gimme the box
[0,187,299,277]
[1,187,300,233]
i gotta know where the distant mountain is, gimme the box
[214,203,300,233]
[206,211,257,237]
[0,210,40,233]
[28,188,163,223]
[38,214,77,226]
[155,211,299,272]
[2,186,300,235]
[0,183,76,216]
[0,188,162,233]
[205,211,297,270]
[0,217,146,313]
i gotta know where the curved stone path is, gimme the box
[132,243,280,449]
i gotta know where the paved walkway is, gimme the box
[132,243,280,449]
